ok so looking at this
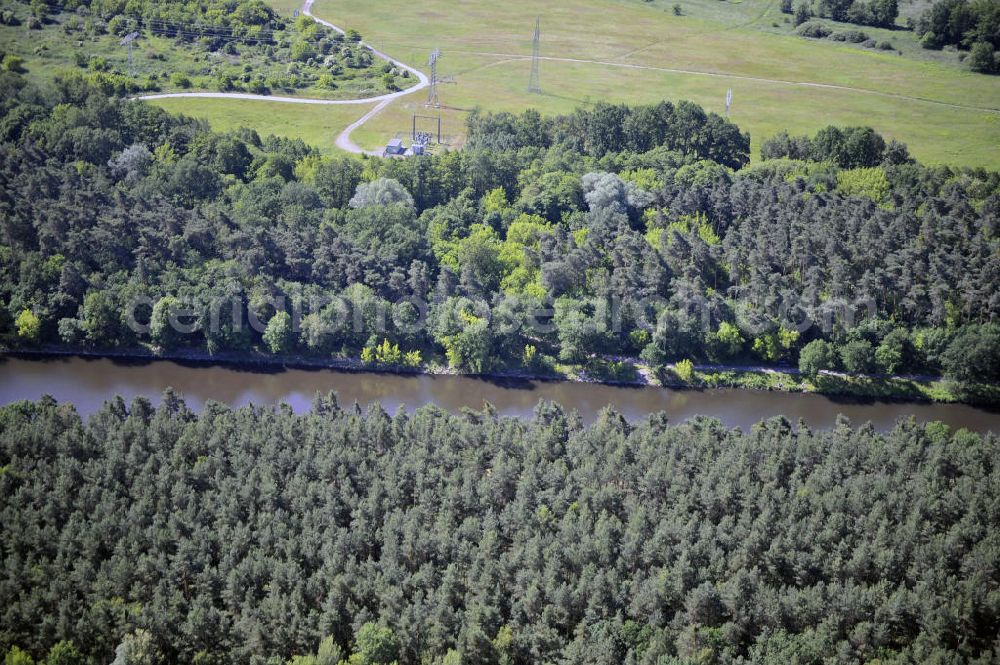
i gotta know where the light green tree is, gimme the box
[316,636,344,665]
[111,629,158,665]
[674,358,694,382]
[15,309,40,343]
[352,623,398,665]
[799,339,837,378]
[5,645,35,665]
[712,321,745,359]
[150,296,183,348]
[46,642,85,665]
[263,311,294,354]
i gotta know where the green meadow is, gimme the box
[7,0,995,166]
[147,97,377,154]
[314,0,1000,167]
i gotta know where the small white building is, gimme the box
[383,138,405,157]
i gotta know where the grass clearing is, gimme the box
[147,97,377,153]
[352,56,1000,167]
[12,0,992,166]
[302,0,1000,168]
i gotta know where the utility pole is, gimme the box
[528,18,541,94]
[725,88,733,116]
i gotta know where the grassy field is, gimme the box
[9,0,995,166]
[287,0,999,168]
[147,97,377,153]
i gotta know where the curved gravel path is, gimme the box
[137,0,430,154]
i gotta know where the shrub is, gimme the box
[290,40,316,62]
[2,54,24,72]
[674,358,694,382]
[216,73,235,91]
[586,358,638,383]
[968,41,996,74]
[795,21,830,38]
[0,10,21,26]
[247,78,269,94]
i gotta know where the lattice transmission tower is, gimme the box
[528,18,541,94]
[120,31,140,77]
[427,48,442,107]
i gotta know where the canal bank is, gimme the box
[2,354,998,433]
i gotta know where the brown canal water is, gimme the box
[1,356,998,433]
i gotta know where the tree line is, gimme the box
[915,0,1000,73]
[780,0,899,30]
[1,394,998,664]
[1,70,998,388]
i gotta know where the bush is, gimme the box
[795,21,830,38]
[2,54,25,73]
[290,40,316,62]
[968,41,996,74]
[586,358,638,383]
[674,358,694,382]
[216,73,236,91]
[247,78,269,94]
[0,10,21,26]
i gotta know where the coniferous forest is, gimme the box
[2,49,1000,665]
[0,395,998,664]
